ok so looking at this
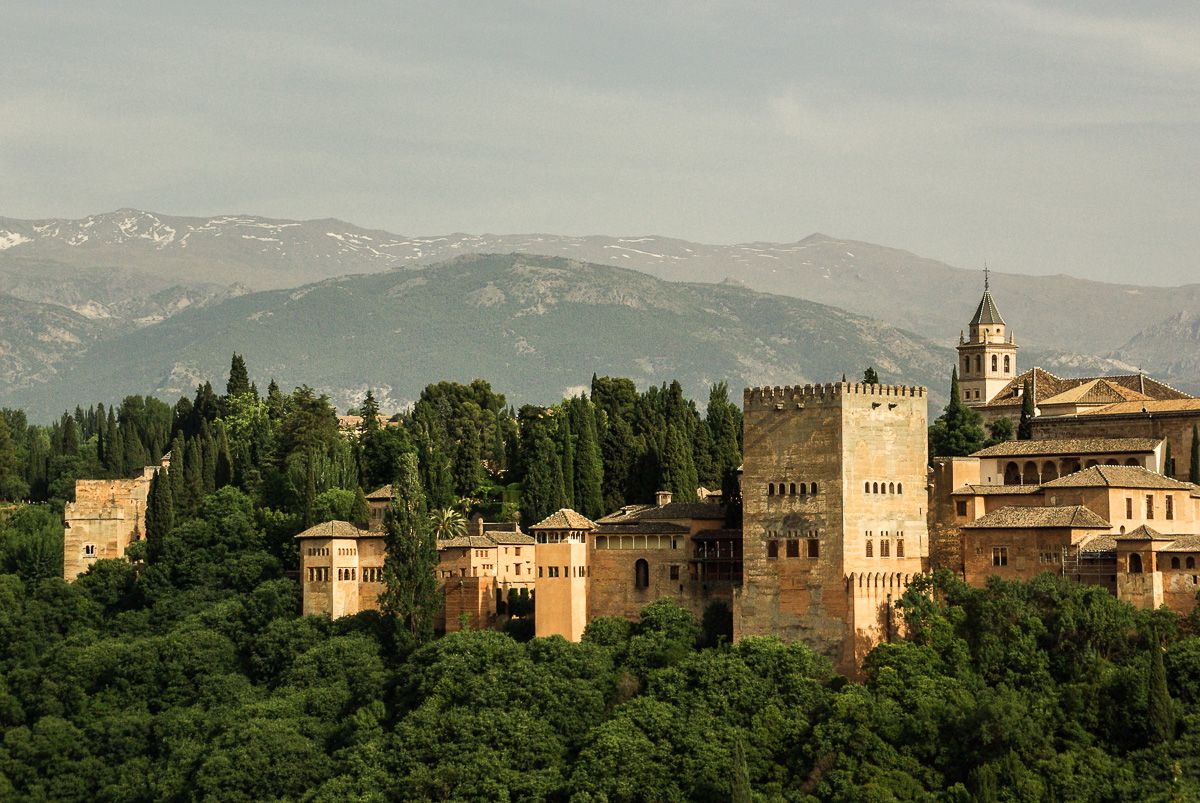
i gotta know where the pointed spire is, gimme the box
[970,265,1005,326]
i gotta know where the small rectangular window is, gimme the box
[955,500,967,517]
[786,539,799,558]
[807,539,819,558]
[881,539,890,557]
[1166,495,1174,520]
[669,565,680,580]
[538,566,543,578]
[767,540,779,559]
[1126,497,1133,518]
[992,546,1008,567]
[1146,495,1154,520]
[515,547,521,556]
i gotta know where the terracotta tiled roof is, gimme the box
[1039,379,1152,406]
[983,367,1191,409]
[595,500,726,524]
[1075,399,1200,416]
[962,505,1110,529]
[365,484,393,500]
[971,438,1163,458]
[529,509,596,531]
[692,528,743,541]
[951,484,1044,496]
[438,535,497,549]
[970,289,1005,326]
[1162,535,1200,552]
[484,529,534,545]
[1078,534,1118,553]
[1113,525,1177,542]
[595,521,691,535]
[1040,465,1194,491]
[295,520,368,539]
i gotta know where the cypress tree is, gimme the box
[1191,425,1200,485]
[123,426,149,474]
[95,403,107,468]
[559,413,576,508]
[731,738,752,803]
[200,423,217,494]
[928,369,986,457]
[360,390,381,435]
[183,438,204,512]
[380,453,440,645]
[661,424,699,502]
[106,412,125,477]
[351,486,371,529]
[144,468,174,563]
[215,425,234,489]
[226,353,251,397]
[1018,377,1035,439]
[61,414,80,456]
[1164,440,1174,478]
[167,433,187,505]
[452,424,482,498]
[266,379,286,421]
[521,431,566,527]
[1147,638,1175,745]
[572,399,605,519]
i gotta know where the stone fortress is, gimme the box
[64,278,1200,674]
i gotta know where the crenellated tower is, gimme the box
[957,268,1017,406]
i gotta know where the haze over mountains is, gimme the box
[0,209,1196,415]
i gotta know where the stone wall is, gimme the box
[442,575,495,632]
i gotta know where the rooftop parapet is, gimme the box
[743,382,927,407]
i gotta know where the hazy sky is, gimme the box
[3,1,1198,285]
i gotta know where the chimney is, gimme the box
[656,490,673,507]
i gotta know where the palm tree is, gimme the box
[429,507,468,540]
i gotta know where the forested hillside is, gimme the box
[1,360,1198,800]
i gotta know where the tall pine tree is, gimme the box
[226,353,251,397]
[570,398,604,519]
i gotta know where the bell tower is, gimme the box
[957,266,1017,407]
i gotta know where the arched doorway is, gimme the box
[1022,461,1040,485]
[1004,462,1021,485]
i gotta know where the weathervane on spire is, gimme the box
[983,261,990,292]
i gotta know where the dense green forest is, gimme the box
[2,358,1199,800]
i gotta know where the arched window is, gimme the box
[896,483,903,494]
[888,482,895,494]
[1189,557,1196,570]
[864,482,870,493]
[1129,553,1143,574]
[789,482,797,495]
[872,482,879,494]
[991,355,998,372]
[1004,355,1010,373]
[866,540,873,557]
[800,482,807,494]
[768,483,774,496]
[896,539,904,558]
[1004,462,1021,485]
[963,356,970,374]
[634,559,649,589]
[1172,557,1181,569]
[1022,461,1039,485]
[975,355,982,373]
[811,482,818,494]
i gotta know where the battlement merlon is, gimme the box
[743,382,928,407]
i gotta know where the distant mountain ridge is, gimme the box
[1,208,1197,407]
[0,253,953,416]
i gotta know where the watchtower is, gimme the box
[735,381,929,673]
[531,509,595,641]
